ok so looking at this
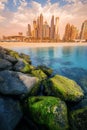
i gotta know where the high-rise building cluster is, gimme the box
[2,14,87,42]
[27,14,87,42]
[27,14,60,42]
[63,23,78,42]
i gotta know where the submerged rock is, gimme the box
[70,107,87,130]
[0,97,22,130]
[0,70,40,96]
[24,96,69,130]
[49,75,84,102]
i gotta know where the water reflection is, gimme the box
[14,46,87,109]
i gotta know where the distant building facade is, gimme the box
[27,24,31,37]
[43,21,50,39]
[80,20,87,41]
[50,15,55,40]
[55,17,59,41]
[63,23,78,42]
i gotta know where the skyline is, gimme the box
[0,0,87,38]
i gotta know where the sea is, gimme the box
[13,45,87,110]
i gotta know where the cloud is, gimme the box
[0,0,8,10]
[0,0,87,38]
[0,15,5,22]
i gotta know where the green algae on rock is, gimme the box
[36,65,53,77]
[70,107,87,130]
[21,62,35,73]
[19,53,31,64]
[24,96,69,130]
[31,69,47,80]
[49,75,84,102]
[8,50,20,59]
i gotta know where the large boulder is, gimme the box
[70,107,87,130]
[49,75,84,102]
[0,70,40,96]
[0,59,12,70]
[0,97,22,130]
[24,96,69,130]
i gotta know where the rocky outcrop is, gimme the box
[49,75,84,102]
[24,96,69,130]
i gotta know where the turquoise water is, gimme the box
[14,46,87,109]
[14,46,87,74]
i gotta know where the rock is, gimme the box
[0,97,22,130]
[18,72,40,96]
[14,60,25,71]
[0,47,7,58]
[49,75,84,102]
[7,50,20,59]
[0,70,40,96]
[36,65,53,77]
[14,60,35,73]
[19,53,31,64]
[70,107,87,130]
[31,69,47,80]
[4,54,17,64]
[0,59,12,70]
[24,96,69,130]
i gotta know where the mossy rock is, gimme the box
[21,63,35,73]
[70,107,87,130]
[19,53,31,64]
[31,69,47,80]
[28,80,41,96]
[42,79,54,96]
[24,96,69,130]
[49,75,84,102]
[8,50,20,59]
[36,65,53,77]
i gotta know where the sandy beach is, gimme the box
[0,42,87,49]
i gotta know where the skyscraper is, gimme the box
[70,25,78,41]
[80,20,87,40]
[43,21,50,39]
[55,17,59,40]
[38,14,43,40]
[50,15,55,40]
[63,24,78,41]
[33,20,38,39]
[27,24,31,37]
[63,23,71,41]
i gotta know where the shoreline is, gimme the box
[0,42,87,49]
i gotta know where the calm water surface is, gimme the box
[14,45,87,109]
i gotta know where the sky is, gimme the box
[0,0,87,38]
